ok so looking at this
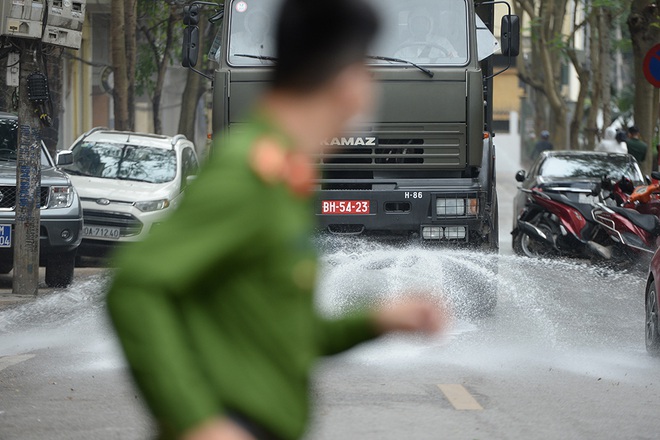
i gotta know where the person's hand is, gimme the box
[181,418,256,440]
[373,295,451,336]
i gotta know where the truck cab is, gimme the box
[195,0,517,250]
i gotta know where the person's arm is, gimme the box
[314,312,379,356]
[107,156,264,435]
[314,298,448,356]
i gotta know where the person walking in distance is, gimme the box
[532,130,553,160]
[625,126,648,163]
[106,1,450,440]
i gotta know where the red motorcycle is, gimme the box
[513,183,613,259]
[591,173,660,261]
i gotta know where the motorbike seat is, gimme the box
[543,192,596,220]
[610,206,660,234]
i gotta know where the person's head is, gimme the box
[628,126,640,139]
[271,0,379,137]
[541,130,550,140]
[615,130,627,144]
[408,7,433,40]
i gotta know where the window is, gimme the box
[227,0,470,67]
[540,155,644,184]
[63,142,177,184]
[181,147,199,185]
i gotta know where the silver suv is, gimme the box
[0,113,83,287]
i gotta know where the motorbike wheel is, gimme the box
[513,221,555,258]
[646,281,660,355]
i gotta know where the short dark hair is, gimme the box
[272,0,379,92]
[628,126,640,135]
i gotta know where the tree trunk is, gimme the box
[151,8,177,134]
[587,11,601,150]
[111,0,130,130]
[628,0,660,175]
[599,9,612,130]
[124,0,138,130]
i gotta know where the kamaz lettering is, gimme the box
[324,137,377,147]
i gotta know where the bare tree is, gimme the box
[137,0,182,134]
[111,0,130,131]
[125,0,138,131]
[515,0,570,148]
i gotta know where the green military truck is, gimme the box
[184,0,518,252]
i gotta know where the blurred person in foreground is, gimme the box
[106,1,448,440]
[625,126,648,163]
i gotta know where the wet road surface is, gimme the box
[1,137,659,439]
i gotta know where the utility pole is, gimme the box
[1,1,86,296]
[13,40,43,296]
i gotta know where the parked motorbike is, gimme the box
[591,173,660,260]
[512,183,612,259]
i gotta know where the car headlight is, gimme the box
[48,186,75,209]
[134,199,170,212]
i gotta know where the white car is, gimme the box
[61,128,199,256]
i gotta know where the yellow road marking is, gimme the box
[437,384,483,410]
[0,354,35,372]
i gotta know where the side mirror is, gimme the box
[651,171,660,181]
[182,26,200,68]
[56,150,74,166]
[186,175,197,186]
[501,15,520,57]
[183,5,200,26]
[515,170,526,182]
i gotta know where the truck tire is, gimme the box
[488,190,499,251]
[45,251,76,288]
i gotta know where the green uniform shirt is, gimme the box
[626,138,648,163]
[106,117,378,439]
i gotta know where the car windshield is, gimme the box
[63,141,177,184]
[0,116,51,167]
[227,0,470,66]
[539,155,644,183]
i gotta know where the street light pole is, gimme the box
[13,41,43,296]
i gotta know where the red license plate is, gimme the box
[321,200,370,215]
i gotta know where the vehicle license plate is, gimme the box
[0,225,11,248]
[321,200,370,215]
[83,225,120,239]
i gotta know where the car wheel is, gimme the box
[0,262,13,274]
[45,251,76,288]
[646,281,660,355]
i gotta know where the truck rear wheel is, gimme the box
[45,251,76,288]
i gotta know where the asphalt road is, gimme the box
[1,137,659,440]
